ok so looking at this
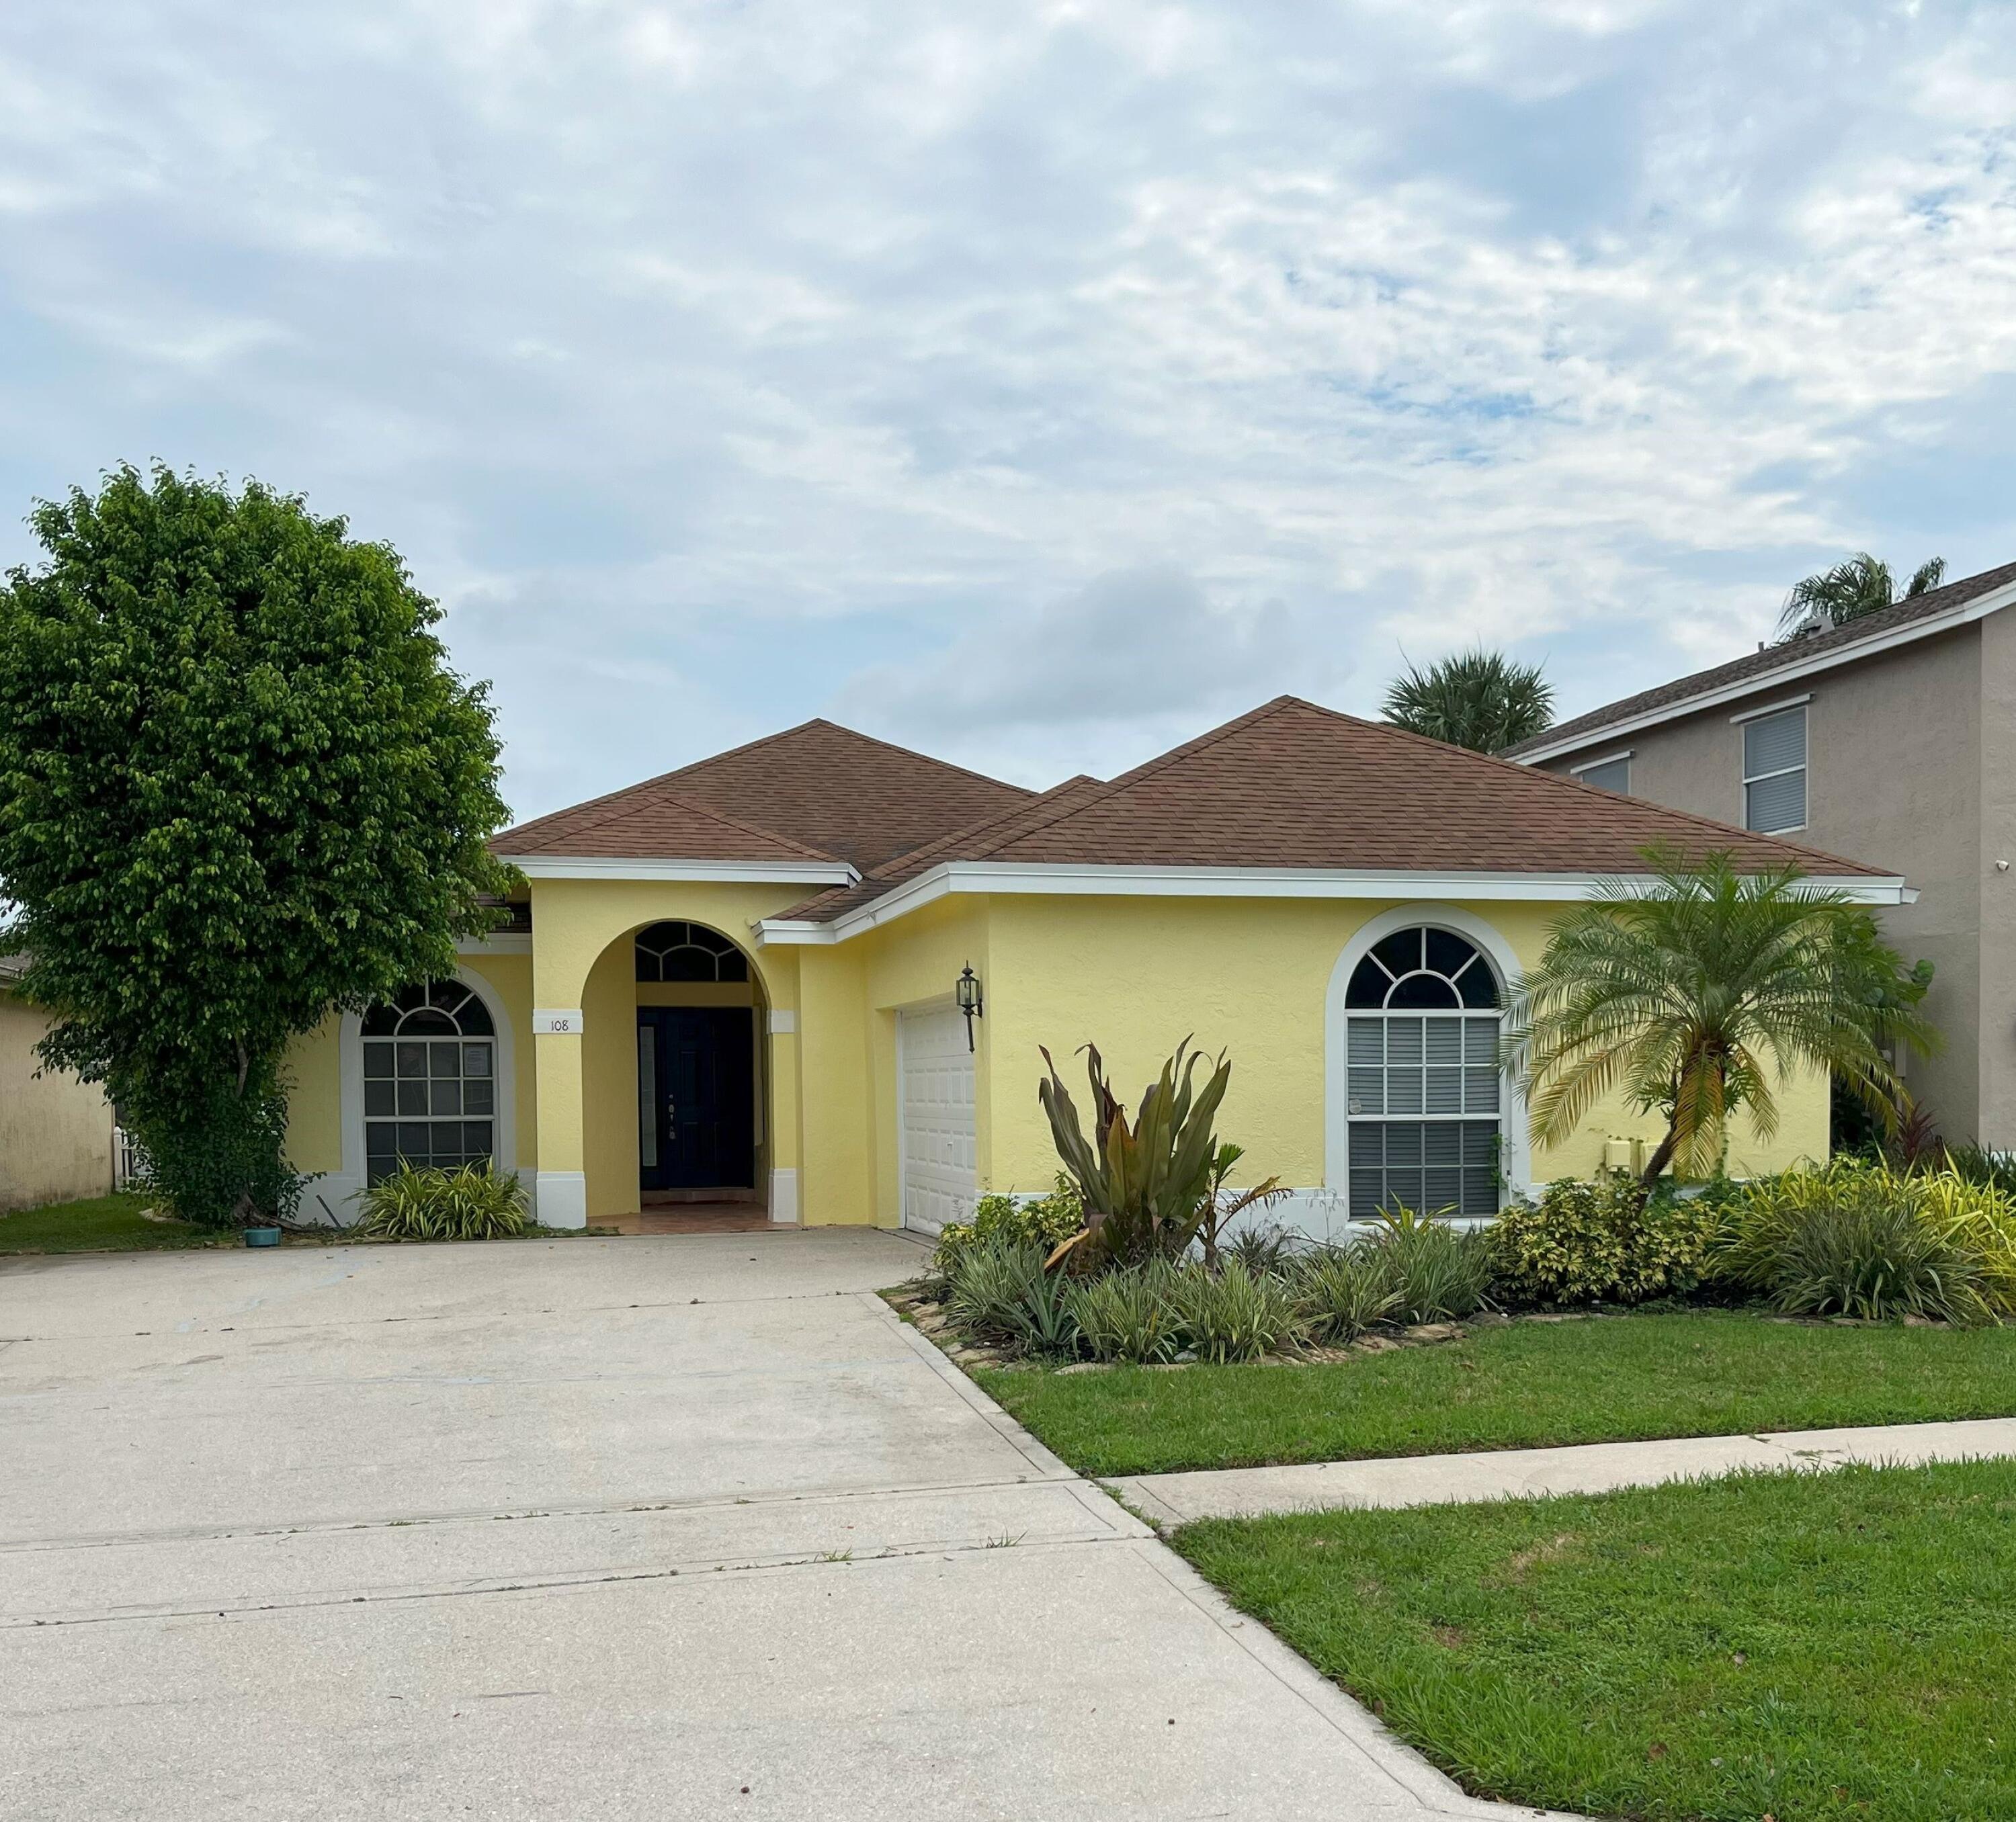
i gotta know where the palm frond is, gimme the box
[1381,648,1554,754]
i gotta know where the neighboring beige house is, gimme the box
[1507,557,2016,1149]
[0,957,116,1212]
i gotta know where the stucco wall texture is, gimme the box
[1,990,114,1213]
[1537,619,2013,1148]
[282,890,1826,1228]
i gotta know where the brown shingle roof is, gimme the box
[779,699,1889,926]
[970,698,1890,875]
[1503,557,2016,758]
[496,783,844,864]
[495,719,1033,869]
[780,775,1110,922]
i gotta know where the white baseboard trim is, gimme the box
[536,1170,588,1230]
[768,1168,799,1224]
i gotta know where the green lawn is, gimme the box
[0,1191,227,1254]
[975,1310,2016,1476]
[1177,1458,2016,1821]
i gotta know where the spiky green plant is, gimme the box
[1380,648,1554,754]
[1292,1245,1401,1342]
[1506,847,1939,1187]
[1777,552,1945,639]
[1167,1258,1302,1363]
[1365,1206,1493,1323]
[1038,1039,1232,1266]
[1066,1261,1189,1364]
[352,1163,529,1242]
[1769,1189,1982,1324]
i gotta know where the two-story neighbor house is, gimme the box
[1508,558,2016,1148]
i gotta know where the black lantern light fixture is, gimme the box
[956,962,983,1051]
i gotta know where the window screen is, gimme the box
[1742,706,1806,833]
[1575,756,1630,794]
[1343,928,1503,1220]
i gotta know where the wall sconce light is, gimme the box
[956,962,983,1051]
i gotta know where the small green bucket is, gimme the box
[244,1227,282,1248]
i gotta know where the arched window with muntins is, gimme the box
[361,980,497,1182]
[635,921,750,984]
[1344,927,1501,1220]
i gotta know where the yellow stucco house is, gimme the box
[282,697,1905,1234]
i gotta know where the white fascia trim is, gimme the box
[755,861,1915,943]
[1730,693,1812,726]
[1569,748,1634,775]
[1512,580,2016,765]
[500,855,857,885]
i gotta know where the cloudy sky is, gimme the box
[3,2,2014,820]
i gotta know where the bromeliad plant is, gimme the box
[1038,1039,1242,1267]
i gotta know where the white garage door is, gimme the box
[898,1004,976,1236]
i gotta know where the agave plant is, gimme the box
[1038,1039,1232,1267]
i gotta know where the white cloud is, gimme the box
[0,1,2012,814]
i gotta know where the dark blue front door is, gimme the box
[638,1008,756,1192]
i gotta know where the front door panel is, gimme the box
[638,1008,755,1191]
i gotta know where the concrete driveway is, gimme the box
[1,1232,1549,1821]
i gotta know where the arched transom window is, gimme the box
[1344,926,1501,1220]
[635,920,749,983]
[361,980,496,1182]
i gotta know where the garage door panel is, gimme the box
[900,1006,976,1236]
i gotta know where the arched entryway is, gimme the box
[628,919,773,1227]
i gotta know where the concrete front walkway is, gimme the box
[1110,1416,2016,1527]
[1,1233,1559,1821]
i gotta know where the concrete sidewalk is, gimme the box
[1,1233,1563,1821]
[1109,1415,2016,1526]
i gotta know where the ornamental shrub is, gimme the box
[1769,1187,1983,1324]
[0,466,514,1227]
[1490,1175,1717,1307]
[1719,1158,2016,1320]
[931,1174,1084,1279]
[353,1162,529,1242]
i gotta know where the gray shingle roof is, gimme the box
[1505,558,2016,759]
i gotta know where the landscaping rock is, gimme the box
[1402,1323,1463,1343]
[1353,1336,1402,1354]
[1055,1361,1107,1375]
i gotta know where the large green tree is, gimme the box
[1506,848,1937,1186]
[0,465,514,1223]
[1382,648,1554,754]
[1777,551,1945,640]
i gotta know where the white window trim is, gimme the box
[1740,703,1808,836]
[313,965,521,1225]
[1729,692,1812,726]
[1325,906,1531,1208]
[1569,748,1634,775]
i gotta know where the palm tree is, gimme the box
[1506,847,1937,1186]
[1382,648,1554,753]
[1777,552,1945,640]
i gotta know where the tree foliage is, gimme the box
[1381,648,1554,754]
[0,465,515,1223]
[1777,552,1945,640]
[1505,847,1938,1186]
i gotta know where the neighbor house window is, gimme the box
[361,980,496,1182]
[635,920,749,982]
[1344,927,1501,1221]
[1742,705,1807,833]
[1573,753,1631,794]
